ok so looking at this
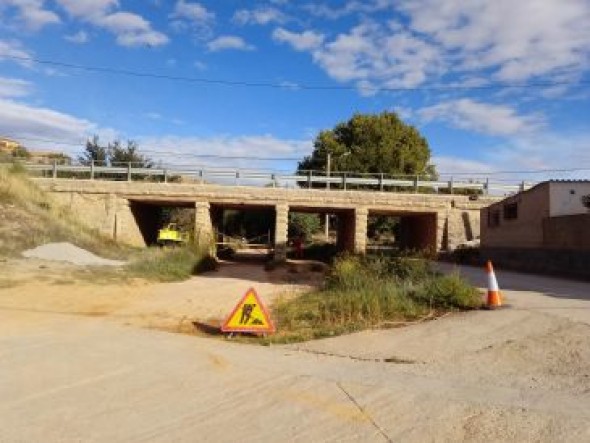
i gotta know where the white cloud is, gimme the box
[56,0,116,19]
[137,134,311,170]
[193,60,207,71]
[274,23,441,89]
[419,99,544,137]
[64,31,89,44]
[431,156,494,175]
[0,98,118,152]
[56,0,168,47]
[2,0,61,30]
[169,1,215,39]
[233,7,287,26]
[398,0,590,82]
[276,1,590,95]
[302,1,392,20]
[171,0,214,23]
[97,12,168,47]
[272,28,324,51]
[207,36,255,52]
[0,39,33,67]
[0,77,32,98]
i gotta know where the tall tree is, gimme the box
[298,112,435,178]
[78,136,153,168]
[108,140,153,167]
[78,135,108,165]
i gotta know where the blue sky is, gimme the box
[0,0,589,178]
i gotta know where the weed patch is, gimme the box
[268,254,480,343]
[0,165,132,259]
[126,246,213,282]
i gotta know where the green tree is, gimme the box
[109,140,153,168]
[78,135,108,165]
[288,213,321,240]
[78,136,153,168]
[298,112,435,179]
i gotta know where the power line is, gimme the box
[0,133,302,161]
[4,54,590,92]
[3,132,590,176]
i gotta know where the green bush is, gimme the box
[413,273,481,309]
[270,254,480,343]
[126,246,212,282]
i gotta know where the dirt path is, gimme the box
[1,259,589,442]
[0,258,321,332]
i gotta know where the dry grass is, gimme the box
[0,164,132,259]
[264,255,481,343]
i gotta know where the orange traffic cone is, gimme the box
[486,260,502,309]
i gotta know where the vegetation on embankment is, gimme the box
[125,246,216,282]
[0,163,131,259]
[267,254,480,343]
[1,164,215,282]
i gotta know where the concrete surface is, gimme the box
[1,264,589,442]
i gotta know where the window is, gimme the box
[488,209,500,227]
[503,202,518,220]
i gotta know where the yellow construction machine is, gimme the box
[157,223,189,246]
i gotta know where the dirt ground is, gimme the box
[1,258,589,442]
[0,257,322,332]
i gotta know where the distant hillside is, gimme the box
[0,164,131,259]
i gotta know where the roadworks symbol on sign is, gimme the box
[221,288,275,334]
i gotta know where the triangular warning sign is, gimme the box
[221,288,275,334]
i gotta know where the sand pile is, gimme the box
[22,242,125,266]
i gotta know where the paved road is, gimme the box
[1,265,589,442]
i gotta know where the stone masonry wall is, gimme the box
[37,179,495,253]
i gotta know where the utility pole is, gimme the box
[325,152,331,241]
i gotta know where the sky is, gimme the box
[0,0,589,181]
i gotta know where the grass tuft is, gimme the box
[126,246,214,282]
[268,254,480,343]
[0,165,132,259]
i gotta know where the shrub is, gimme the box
[269,254,480,343]
[126,246,211,282]
[413,273,481,310]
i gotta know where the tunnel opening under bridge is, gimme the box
[367,211,438,254]
[129,200,196,246]
[209,203,276,260]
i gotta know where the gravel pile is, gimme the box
[22,242,125,266]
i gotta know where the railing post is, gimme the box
[413,175,419,193]
[307,170,312,189]
[52,160,57,179]
[379,173,384,191]
[127,162,132,181]
[164,169,168,183]
[449,177,454,194]
[90,160,95,180]
[342,173,347,190]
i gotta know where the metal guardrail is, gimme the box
[18,162,533,195]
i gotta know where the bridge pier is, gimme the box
[354,207,369,254]
[336,207,369,254]
[274,203,289,261]
[194,201,214,254]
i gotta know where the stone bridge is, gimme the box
[35,179,498,260]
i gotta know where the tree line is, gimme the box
[78,135,153,167]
